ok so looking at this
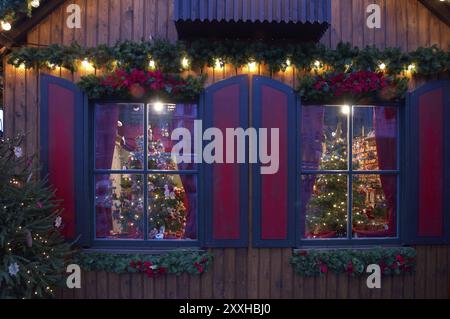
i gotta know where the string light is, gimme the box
[1,21,11,31]
[248,61,257,72]
[214,58,224,70]
[30,0,40,8]
[81,59,94,70]
[407,63,416,72]
[149,60,156,69]
[285,58,292,67]
[181,57,190,69]
[378,62,386,71]
[313,60,322,69]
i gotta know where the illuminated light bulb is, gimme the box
[214,58,223,70]
[181,57,190,69]
[341,105,350,115]
[407,63,416,72]
[248,61,257,72]
[149,60,156,69]
[82,59,93,70]
[286,58,291,67]
[30,0,40,8]
[1,21,12,31]
[153,102,164,113]
[314,60,321,68]
[378,62,386,71]
[17,63,26,70]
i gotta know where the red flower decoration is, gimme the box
[347,261,354,274]
[320,263,328,274]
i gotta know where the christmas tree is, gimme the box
[306,124,369,238]
[115,129,187,240]
[0,136,72,299]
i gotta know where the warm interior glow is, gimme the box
[181,57,190,69]
[248,61,257,72]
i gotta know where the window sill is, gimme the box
[293,243,408,253]
[82,247,205,255]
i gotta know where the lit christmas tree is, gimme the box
[115,128,187,240]
[306,123,369,238]
[0,136,72,299]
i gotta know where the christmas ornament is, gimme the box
[8,263,20,277]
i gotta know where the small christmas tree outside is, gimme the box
[0,136,72,299]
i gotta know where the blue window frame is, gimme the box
[89,101,203,249]
[298,104,402,246]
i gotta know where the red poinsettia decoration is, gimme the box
[299,70,405,104]
[100,68,188,99]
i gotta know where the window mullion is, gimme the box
[347,106,354,240]
[143,104,149,241]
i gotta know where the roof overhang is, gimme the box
[418,0,450,26]
[174,0,331,41]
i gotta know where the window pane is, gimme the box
[353,106,398,171]
[95,103,144,170]
[302,174,348,239]
[148,174,197,240]
[301,105,348,171]
[352,174,397,238]
[148,103,198,171]
[95,174,144,240]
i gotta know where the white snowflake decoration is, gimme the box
[54,216,63,229]
[8,263,20,277]
[14,147,23,158]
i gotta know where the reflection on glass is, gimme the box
[302,174,348,239]
[95,174,144,240]
[95,103,144,170]
[148,103,198,171]
[353,106,397,171]
[301,105,348,171]
[352,174,397,238]
[148,174,197,240]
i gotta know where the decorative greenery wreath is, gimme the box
[290,247,416,277]
[73,250,214,278]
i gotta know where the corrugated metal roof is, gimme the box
[174,0,331,24]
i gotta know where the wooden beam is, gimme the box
[0,0,67,48]
[418,0,450,27]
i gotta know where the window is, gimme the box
[300,105,399,241]
[93,103,199,243]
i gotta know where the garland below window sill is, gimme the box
[73,250,213,278]
[290,247,416,277]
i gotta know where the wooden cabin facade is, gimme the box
[1,0,450,299]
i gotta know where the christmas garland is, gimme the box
[77,68,205,101]
[290,247,416,277]
[298,70,409,104]
[73,250,213,278]
[0,0,42,25]
[7,40,450,76]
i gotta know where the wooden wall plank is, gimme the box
[385,0,397,47]
[109,0,121,45]
[235,248,248,299]
[407,0,418,51]
[176,274,189,299]
[97,0,109,45]
[414,246,426,298]
[270,249,282,299]
[131,274,144,299]
[154,277,166,299]
[85,272,97,299]
[166,275,178,299]
[280,248,293,299]
[120,0,133,40]
[144,0,157,41]
[119,274,131,299]
[258,249,271,298]
[143,278,155,299]
[189,275,201,299]
[213,249,225,299]
[417,2,431,48]
[351,0,364,48]
[156,0,169,39]
[395,0,408,51]
[224,248,236,299]
[86,0,98,47]
[373,0,386,49]
[133,0,145,41]
[96,271,109,298]
[425,246,437,299]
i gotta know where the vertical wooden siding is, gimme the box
[2,0,450,299]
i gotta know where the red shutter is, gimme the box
[204,76,249,247]
[407,80,449,244]
[40,74,85,240]
[252,76,296,247]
